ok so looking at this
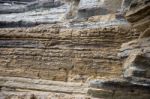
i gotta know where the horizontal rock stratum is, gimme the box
[0,0,149,99]
[0,26,138,82]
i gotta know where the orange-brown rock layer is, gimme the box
[0,26,139,82]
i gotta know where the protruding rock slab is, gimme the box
[0,0,62,14]
[119,37,150,85]
[87,37,150,99]
[88,78,150,99]
[77,0,123,18]
[0,76,90,99]
[0,76,88,94]
[126,0,150,38]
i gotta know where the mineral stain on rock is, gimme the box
[0,0,149,99]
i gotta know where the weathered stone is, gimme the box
[88,14,116,22]
[89,78,150,99]
[0,26,138,82]
[87,30,150,99]
[87,37,150,99]
[0,0,62,14]
[119,37,150,86]
[126,0,150,38]
[0,76,89,99]
[74,0,123,18]
[121,0,133,13]
[0,0,149,98]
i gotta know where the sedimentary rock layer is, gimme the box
[0,0,62,14]
[0,25,139,82]
[88,37,150,99]
[0,76,89,99]
[126,0,150,38]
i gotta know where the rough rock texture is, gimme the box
[64,0,80,19]
[0,0,62,14]
[0,0,149,99]
[0,76,89,99]
[0,0,127,27]
[0,4,69,28]
[88,38,150,99]
[119,37,150,84]
[87,0,150,99]
[89,78,150,99]
[0,26,138,82]
[121,0,133,13]
[65,0,123,19]
[126,0,150,38]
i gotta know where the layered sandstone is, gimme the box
[0,0,149,99]
[89,37,150,99]
[126,0,150,38]
[87,0,150,98]
[0,25,138,82]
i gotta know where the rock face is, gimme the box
[0,25,140,98]
[126,0,150,38]
[0,4,68,28]
[87,0,150,99]
[0,26,138,82]
[88,38,150,99]
[120,38,150,84]
[0,0,126,27]
[0,76,89,99]
[66,0,123,19]
[0,0,62,14]
[121,0,133,13]
[0,0,149,99]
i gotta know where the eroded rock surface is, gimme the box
[0,0,127,28]
[88,37,150,99]
[0,26,138,82]
[0,0,62,14]
[126,0,150,38]
[87,0,150,98]
[0,0,149,99]
[0,76,89,99]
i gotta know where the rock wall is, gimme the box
[0,0,149,99]
[66,0,124,19]
[126,0,150,38]
[0,0,62,14]
[121,0,133,13]
[119,38,150,83]
[0,26,138,82]
[87,0,150,99]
